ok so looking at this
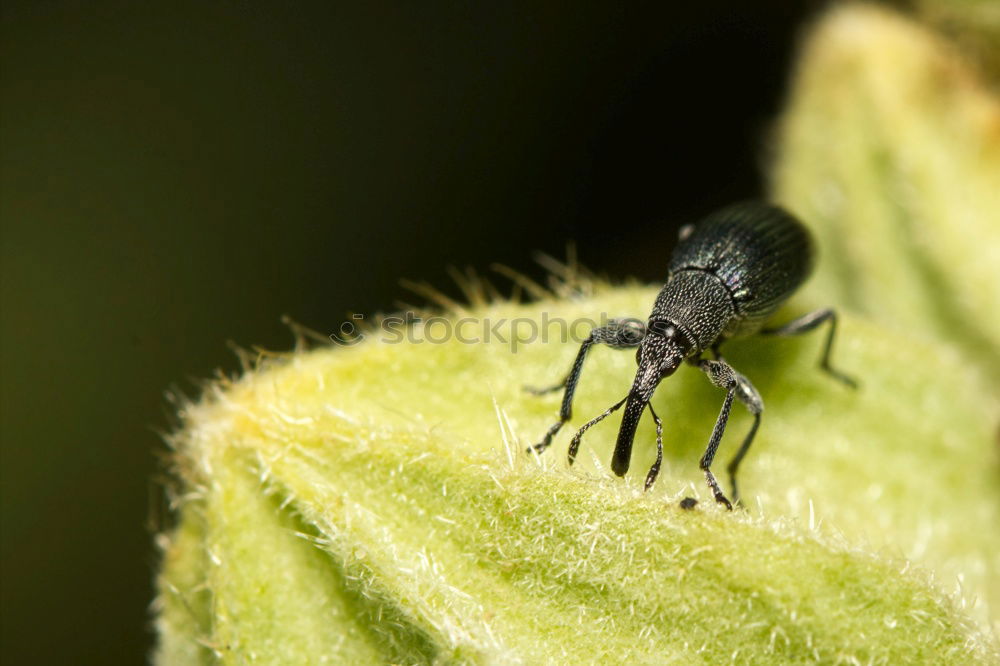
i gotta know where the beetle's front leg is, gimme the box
[526,318,645,455]
[724,370,763,504]
[695,359,764,509]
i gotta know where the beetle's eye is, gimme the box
[647,319,675,338]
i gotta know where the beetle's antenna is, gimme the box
[645,403,664,491]
[567,396,626,466]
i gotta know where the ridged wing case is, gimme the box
[668,202,814,339]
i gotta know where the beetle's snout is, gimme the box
[631,363,663,405]
[635,336,683,384]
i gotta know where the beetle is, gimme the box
[528,201,856,509]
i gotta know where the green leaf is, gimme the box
[155,284,998,662]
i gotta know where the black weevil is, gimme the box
[528,202,857,509]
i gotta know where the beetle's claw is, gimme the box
[715,493,733,511]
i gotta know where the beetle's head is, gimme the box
[611,322,687,477]
[631,321,686,402]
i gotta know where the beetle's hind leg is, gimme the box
[762,308,858,388]
[526,318,645,455]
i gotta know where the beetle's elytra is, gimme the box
[528,201,856,509]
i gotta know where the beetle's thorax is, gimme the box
[649,269,735,355]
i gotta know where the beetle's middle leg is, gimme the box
[527,319,645,454]
[695,359,764,509]
[762,308,857,388]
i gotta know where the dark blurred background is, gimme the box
[1,1,828,662]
